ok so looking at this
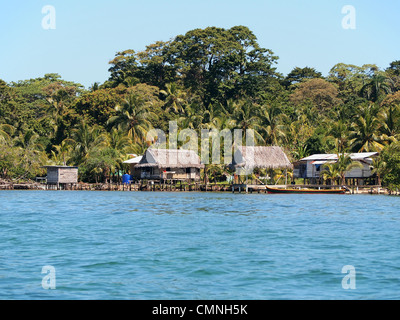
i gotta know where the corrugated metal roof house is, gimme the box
[294,152,378,180]
[123,155,143,179]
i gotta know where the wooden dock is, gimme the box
[231,184,267,193]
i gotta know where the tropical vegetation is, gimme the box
[0,26,399,186]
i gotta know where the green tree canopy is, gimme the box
[283,66,323,88]
[289,78,342,111]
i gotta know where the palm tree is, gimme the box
[0,124,15,145]
[230,99,264,145]
[335,153,363,186]
[202,103,221,130]
[51,138,74,166]
[260,104,287,145]
[160,83,187,114]
[97,127,132,183]
[43,84,77,142]
[326,119,349,154]
[91,166,104,184]
[205,164,225,184]
[108,93,157,143]
[13,130,47,180]
[0,124,17,179]
[284,114,315,157]
[292,144,310,160]
[89,82,100,92]
[321,162,341,185]
[70,121,103,165]
[379,104,400,143]
[360,74,391,102]
[205,102,235,131]
[178,102,204,130]
[371,156,387,186]
[321,153,363,186]
[350,104,385,152]
[123,77,138,88]
[128,139,149,157]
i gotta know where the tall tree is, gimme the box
[385,60,400,93]
[73,88,123,126]
[70,121,103,165]
[107,50,139,87]
[107,93,158,143]
[324,107,352,153]
[260,103,287,145]
[381,142,400,187]
[230,99,264,144]
[13,129,47,180]
[50,139,74,166]
[379,104,400,143]
[360,74,392,102]
[289,78,342,111]
[350,104,385,152]
[371,156,387,186]
[321,162,341,185]
[160,83,187,114]
[335,153,363,186]
[283,66,322,88]
[165,25,279,105]
[386,60,400,76]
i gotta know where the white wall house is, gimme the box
[293,152,378,181]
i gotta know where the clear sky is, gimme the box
[0,0,399,88]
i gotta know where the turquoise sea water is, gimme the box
[0,190,400,300]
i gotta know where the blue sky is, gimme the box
[0,0,399,88]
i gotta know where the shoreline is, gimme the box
[0,181,398,195]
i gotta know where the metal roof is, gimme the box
[349,152,378,160]
[302,154,338,161]
[301,152,378,161]
[311,160,335,165]
[123,156,143,164]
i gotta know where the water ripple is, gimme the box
[1,191,400,299]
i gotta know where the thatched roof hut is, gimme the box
[135,148,204,169]
[230,146,293,171]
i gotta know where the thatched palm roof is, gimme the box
[230,146,293,170]
[135,148,204,169]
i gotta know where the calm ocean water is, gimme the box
[0,190,400,300]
